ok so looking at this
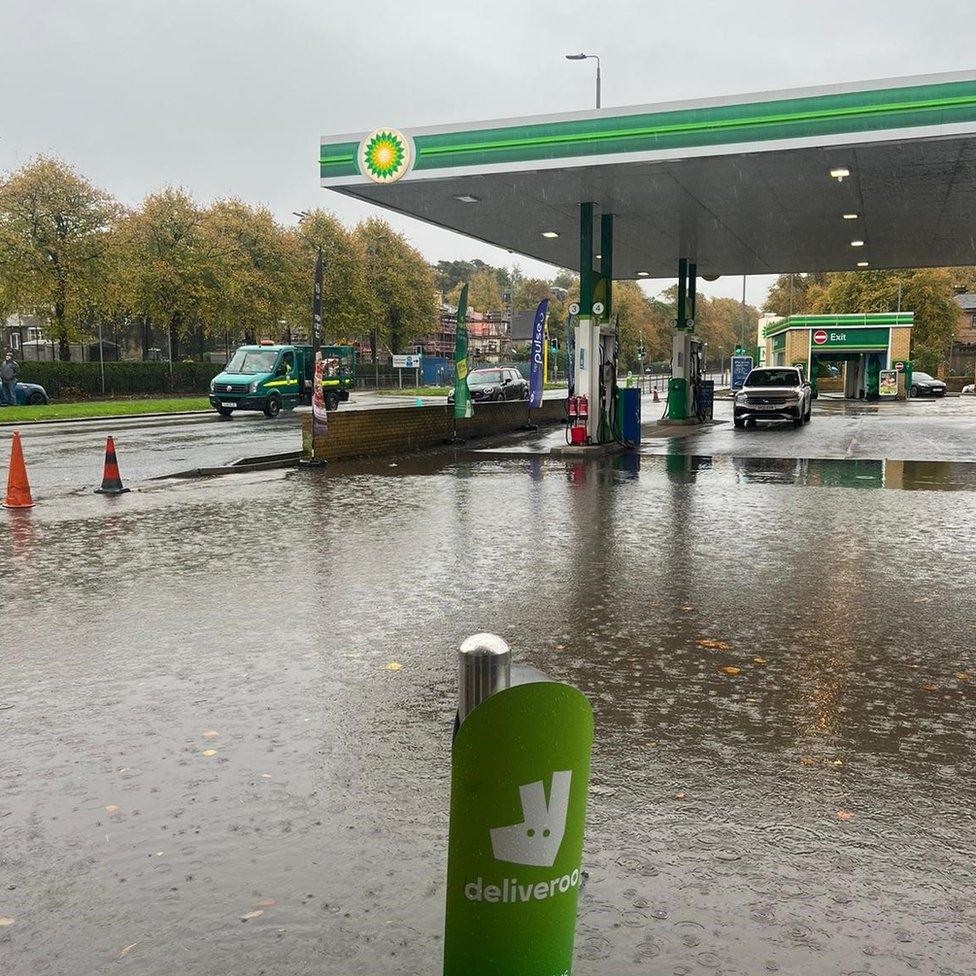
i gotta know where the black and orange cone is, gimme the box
[95,436,130,495]
[3,431,35,509]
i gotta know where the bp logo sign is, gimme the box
[813,329,829,345]
[358,128,412,183]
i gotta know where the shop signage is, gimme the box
[809,327,889,350]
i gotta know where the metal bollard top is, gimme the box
[457,633,512,725]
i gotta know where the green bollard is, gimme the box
[443,634,594,976]
[667,377,687,421]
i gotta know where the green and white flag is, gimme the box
[454,283,473,419]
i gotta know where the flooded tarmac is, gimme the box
[2,441,975,974]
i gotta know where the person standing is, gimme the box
[0,351,20,406]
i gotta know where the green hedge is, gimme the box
[18,361,224,399]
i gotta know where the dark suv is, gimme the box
[448,367,529,403]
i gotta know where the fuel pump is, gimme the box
[669,331,705,422]
[572,299,617,445]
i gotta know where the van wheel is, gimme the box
[217,407,234,418]
[325,391,339,411]
[264,394,281,418]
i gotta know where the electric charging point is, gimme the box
[444,635,594,976]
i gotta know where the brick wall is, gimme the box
[889,327,911,362]
[786,330,809,368]
[303,398,566,462]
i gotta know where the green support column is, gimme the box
[688,263,697,324]
[676,258,688,330]
[669,257,689,421]
[579,203,594,314]
[600,213,613,320]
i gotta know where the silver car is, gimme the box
[733,366,813,428]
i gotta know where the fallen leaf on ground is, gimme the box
[256,898,277,908]
[385,661,404,671]
[202,749,218,757]
[203,730,219,739]
[680,605,695,612]
[105,804,119,814]
[922,683,938,692]
[261,774,272,779]
[753,656,767,665]
[698,639,733,650]
[0,917,14,927]
[832,760,844,767]
[554,643,565,651]
[119,942,139,957]
[240,910,264,921]
[956,673,971,682]
[154,851,165,857]
[800,757,817,766]
[588,784,617,796]
[675,791,686,800]
[719,666,742,676]
[836,810,854,821]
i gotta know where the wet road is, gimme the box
[6,388,566,493]
[2,407,976,975]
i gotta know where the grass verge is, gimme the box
[0,397,212,423]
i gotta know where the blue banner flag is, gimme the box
[528,299,549,409]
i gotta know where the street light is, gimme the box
[565,52,601,109]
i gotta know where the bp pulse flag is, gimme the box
[528,299,549,410]
[454,284,473,419]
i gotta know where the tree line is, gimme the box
[0,156,437,360]
[763,269,975,372]
[3,156,968,371]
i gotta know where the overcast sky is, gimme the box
[1,0,972,307]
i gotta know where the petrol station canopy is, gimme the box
[321,71,976,280]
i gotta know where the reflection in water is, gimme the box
[658,454,976,491]
[1,454,974,976]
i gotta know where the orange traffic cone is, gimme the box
[95,436,129,495]
[3,431,35,509]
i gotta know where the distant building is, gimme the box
[422,302,508,362]
[950,293,976,377]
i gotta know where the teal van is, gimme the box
[209,342,357,418]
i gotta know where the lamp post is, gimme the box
[565,53,601,109]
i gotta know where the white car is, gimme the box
[962,383,974,395]
[733,366,813,429]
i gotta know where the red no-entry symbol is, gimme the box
[813,330,828,345]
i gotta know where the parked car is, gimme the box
[909,371,946,398]
[447,367,528,404]
[962,383,974,395]
[14,381,49,406]
[733,366,812,428]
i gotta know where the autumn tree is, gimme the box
[292,209,373,343]
[117,188,211,360]
[199,199,298,345]
[762,273,829,317]
[809,269,958,372]
[355,218,435,353]
[0,156,120,359]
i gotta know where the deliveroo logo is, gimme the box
[490,771,571,867]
